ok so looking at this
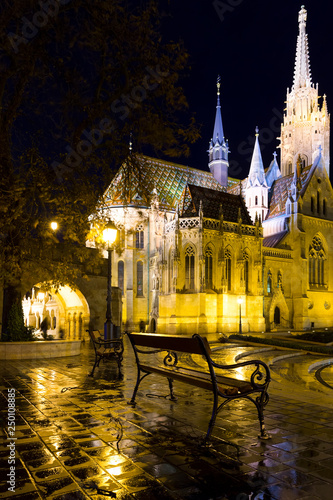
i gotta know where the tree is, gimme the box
[0,0,199,334]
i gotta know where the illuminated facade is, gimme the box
[92,6,333,333]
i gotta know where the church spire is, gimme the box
[293,5,312,90]
[280,6,330,177]
[247,127,267,188]
[208,76,229,187]
[212,75,225,145]
[245,128,268,223]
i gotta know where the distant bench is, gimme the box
[127,332,271,444]
[88,330,123,376]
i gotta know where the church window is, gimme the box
[205,247,213,289]
[243,251,249,293]
[185,246,195,290]
[255,196,258,206]
[267,271,272,293]
[288,161,292,175]
[225,248,232,291]
[169,250,174,292]
[136,228,144,248]
[137,261,143,296]
[309,236,326,287]
[311,196,315,213]
[118,261,124,295]
[262,195,264,206]
[317,191,320,214]
[323,199,327,216]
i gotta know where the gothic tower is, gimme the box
[245,127,268,223]
[280,5,330,177]
[208,76,229,187]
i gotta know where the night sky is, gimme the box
[161,0,333,181]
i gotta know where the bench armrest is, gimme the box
[210,358,270,390]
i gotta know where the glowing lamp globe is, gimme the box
[103,222,117,246]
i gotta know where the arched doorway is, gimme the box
[274,306,281,325]
[22,284,90,340]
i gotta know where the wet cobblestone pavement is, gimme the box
[1,337,333,499]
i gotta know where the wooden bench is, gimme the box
[127,332,271,444]
[88,330,124,376]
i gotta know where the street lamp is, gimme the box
[50,221,58,231]
[102,221,118,340]
[237,297,243,334]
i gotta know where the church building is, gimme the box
[90,6,333,334]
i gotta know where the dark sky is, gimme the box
[161,0,333,181]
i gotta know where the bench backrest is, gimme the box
[127,333,211,356]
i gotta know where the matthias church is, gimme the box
[93,6,333,334]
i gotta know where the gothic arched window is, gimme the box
[267,270,272,293]
[243,251,249,293]
[205,246,213,289]
[169,249,174,292]
[225,248,232,291]
[323,198,327,216]
[317,191,320,214]
[118,261,124,295]
[185,246,195,290]
[136,225,144,249]
[309,235,326,287]
[255,196,258,206]
[137,261,144,296]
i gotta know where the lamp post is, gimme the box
[102,221,118,340]
[237,297,243,334]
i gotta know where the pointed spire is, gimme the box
[212,75,225,145]
[293,5,312,89]
[265,151,282,187]
[322,94,328,116]
[247,127,267,187]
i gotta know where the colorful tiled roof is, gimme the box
[181,184,253,225]
[104,155,239,211]
[266,164,312,219]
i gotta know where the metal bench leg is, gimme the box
[256,393,270,440]
[89,356,99,376]
[202,391,219,445]
[167,378,177,401]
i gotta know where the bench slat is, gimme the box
[128,333,211,355]
[140,364,252,395]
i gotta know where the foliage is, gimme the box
[2,301,36,341]
[228,334,333,355]
[0,0,199,330]
[293,331,333,343]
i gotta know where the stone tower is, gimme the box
[279,5,330,177]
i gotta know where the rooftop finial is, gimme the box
[255,126,259,136]
[129,132,133,154]
[273,151,277,160]
[299,5,307,28]
[217,75,221,96]
[293,5,312,89]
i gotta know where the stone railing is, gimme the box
[263,248,292,259]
